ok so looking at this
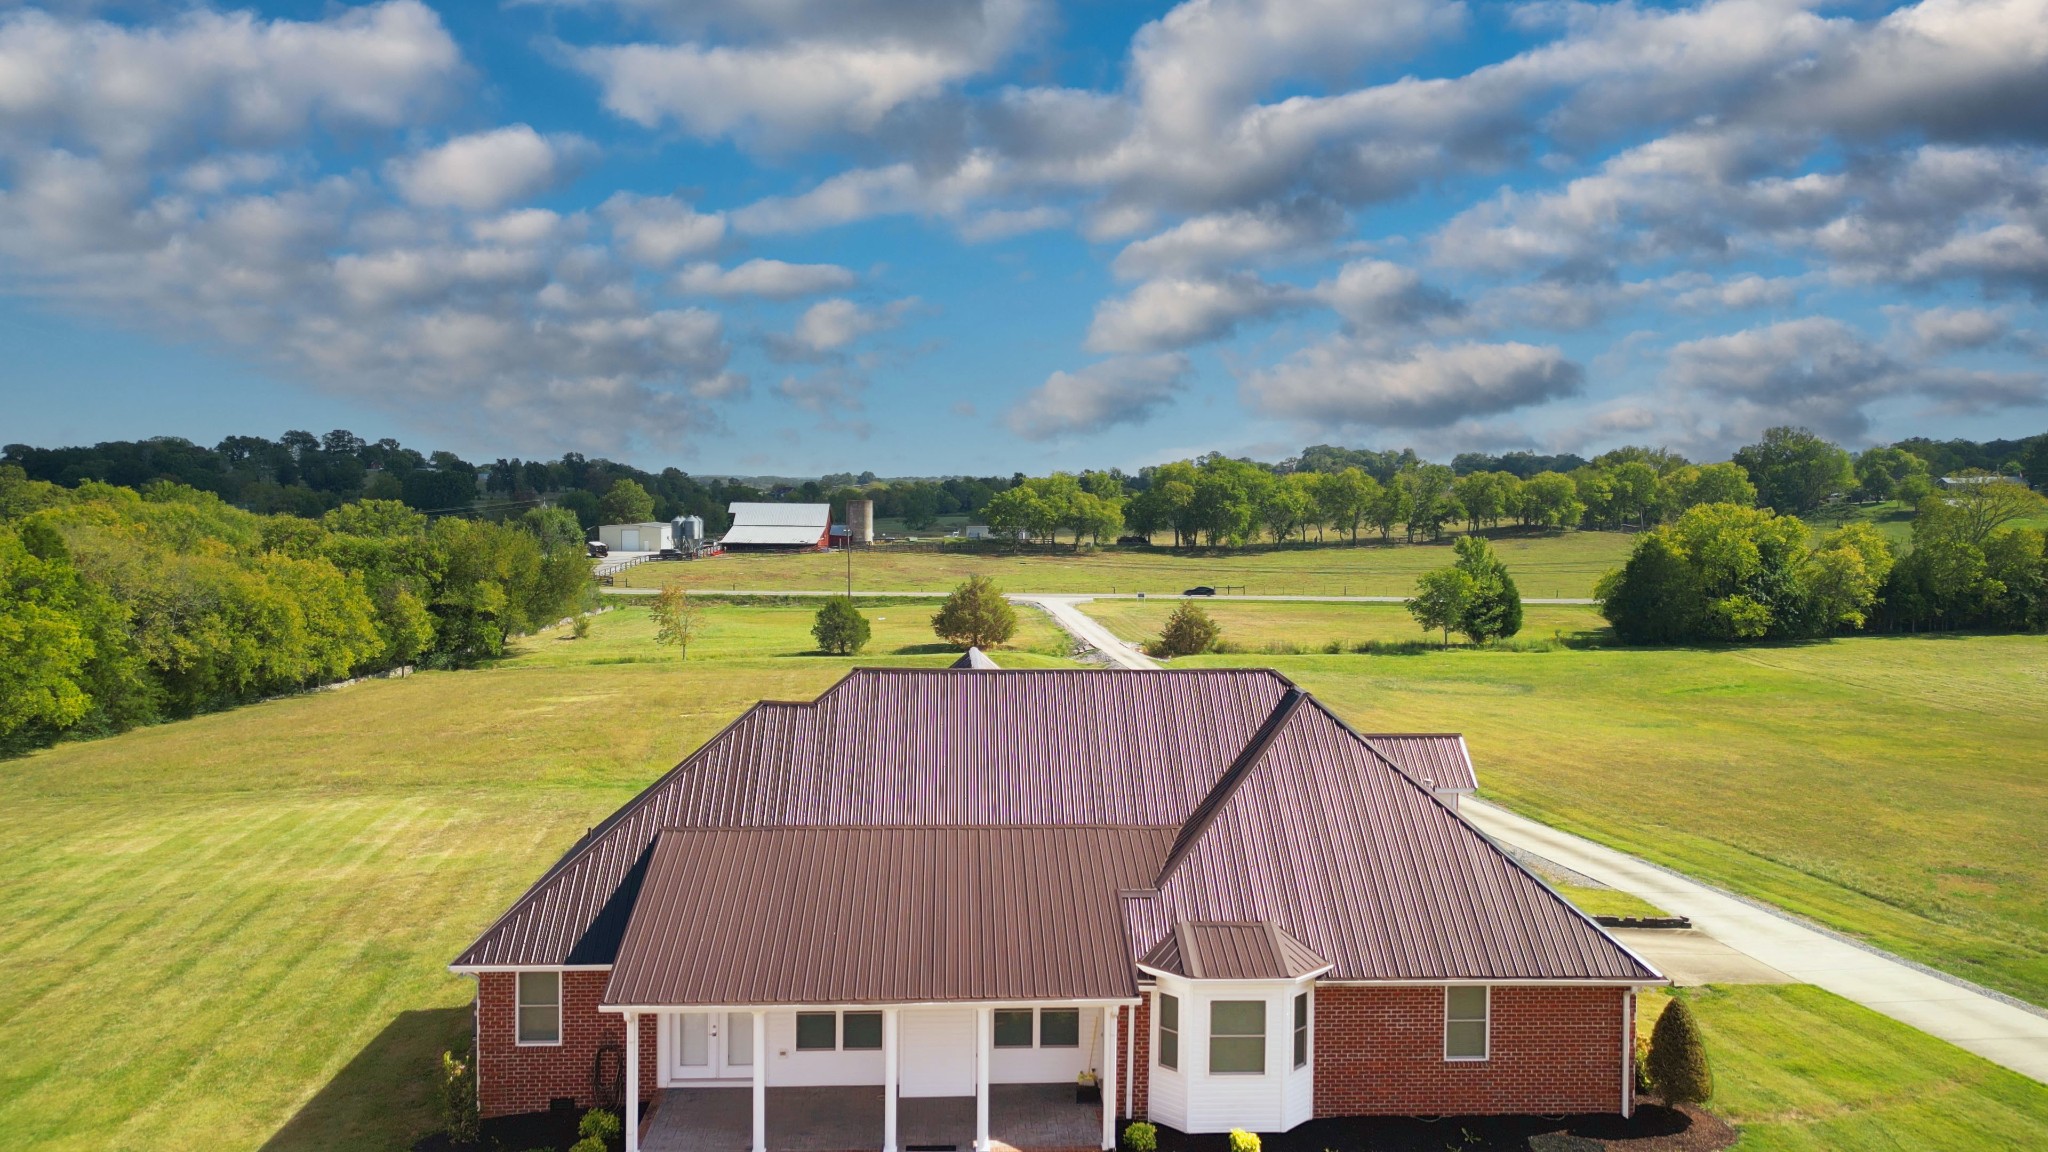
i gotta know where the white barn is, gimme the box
[722,503,831,550]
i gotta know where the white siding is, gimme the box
[899,1008,977,1097]
[1149,976,1311,1134]
[764,1011,886,1088]
[990,1007,1102,1083]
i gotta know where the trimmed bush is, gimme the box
[580,1108,623,1143]
[437,1049,478,1144]
[569,1137,607,1152]
[1123,1121,1158,1152]
[932,575,1017,650]
[1646,996,1713,1105]
[1228,1129,1261,1152]
[1149,600,1220,657]
[812,595,872,655]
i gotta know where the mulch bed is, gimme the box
[412,1101,642,1152]
[1136,1101,1735,1152]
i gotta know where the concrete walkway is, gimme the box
[1463,799,2048,1084]
[1025,603,2048,1087]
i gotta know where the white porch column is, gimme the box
[1101,1007,1118,1151]
[1123,1002,1135,1120]
[625,1012,640,1152]
[974,1006,992,1152]
[752,1010,768,1152]
[883,1008,900,1152]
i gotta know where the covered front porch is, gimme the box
[643,1084,1106,1152]
[615,1004,1128,1152]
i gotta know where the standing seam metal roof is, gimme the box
[1360,734,1478,792]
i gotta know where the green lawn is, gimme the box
[1555,883,1670,920]
[1144,624,2048,1006]
[6,602,2046,1151]
[1644,985,2048,1150]
[0,605,1071,1152]
[616,528,1634,599]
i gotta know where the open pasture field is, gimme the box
[615,528,1634,599]
[0,606,1067,1152]
[1156,623,2048,1007]
[1082,597,1612,650]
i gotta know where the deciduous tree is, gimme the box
[932,575,1017,649]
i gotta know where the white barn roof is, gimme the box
[722,502,831,547]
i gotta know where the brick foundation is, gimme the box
[476,971,658,1119]
[1114,1000,1152,1119]
[1311,985,1630,1117]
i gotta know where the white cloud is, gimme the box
[1907,306,2011,353]
[388,126,587,211]
[1111,199,1343,279]
[1003,354,1191,439]
[772,297,918,358]
[1316,259,1465,331]
[1243,339,1584,427]
[0,1,459,163]
[1086,274,1302,353]
[568,0,1035,144]
[674,259,858,298]
[602,194,726,264]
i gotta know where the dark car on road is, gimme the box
[1182,586,1216,596]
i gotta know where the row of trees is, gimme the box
[1596,477,2048,643]
[0,467,587,753]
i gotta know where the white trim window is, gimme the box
[1157,993,1180,1070]
[1209,1000,1266,1075]
[1292,992,1309,1069]
[516,971,562,1046]
[1444,986,1489,1061]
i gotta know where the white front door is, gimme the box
[672,1012,755,1080]
[899,1008,976,1097]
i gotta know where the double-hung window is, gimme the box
[994,1009,1035,1048]
[843,1011,883,1050]
[515,971,561,1045]
[1292,993,1309,1069]
[1209,1000,1266,1075]
[795,1012,838,1051]
[1157,993,1180,1070]
[1444,987,1489,1061]
[1039,1008,1080,1047]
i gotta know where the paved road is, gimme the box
[600,586,1596,605]
[1035,600,2048,1086]
[1462,800,2048,1084]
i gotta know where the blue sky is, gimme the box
[2,0,2046,476]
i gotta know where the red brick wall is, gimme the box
[1312,985,1629,1117]
[1115,1000,1152,1119]
[475,971,659,1118]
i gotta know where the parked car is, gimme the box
[1182,586,1216,596]
[586,541,609,558]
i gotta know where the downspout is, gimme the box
[1124,1001,1136,1120]
[1621,988,1634,1119]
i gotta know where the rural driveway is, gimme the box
[1461,799,2048,1084]
[1034,601,2048,1087]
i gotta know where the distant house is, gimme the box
[722,502,831,550]
[452,669,1660,1152]
[596,521,675,553]
[1940,473,2025,489]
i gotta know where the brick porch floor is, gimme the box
[641,1083,1103,1152]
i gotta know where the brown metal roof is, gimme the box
[1361,734,1478,792]
[456,666,1657,988]
[1138,921,1329,981]
[604,826,1177,1006]
[456,669,1293,967]
[1137,698,1658,983]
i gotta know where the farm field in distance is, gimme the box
[1121,606,2048,1008]
[3,601,2043,1150]
[1082,597,1613,650]
[615,528,1636,599]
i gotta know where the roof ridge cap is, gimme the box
[1155,687,1305,885]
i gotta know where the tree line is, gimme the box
[0,467,587,754]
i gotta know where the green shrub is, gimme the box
[571,615,591,639]
[437,1049,479,1144]
[1228,1128,1261,1152]
[811,595,872,655]
[579,1108,622,1142]
[931,575,1017,649]
[569,1137,607,1152]
[1149,600,1220,657]
[1122,1120,1158,1152]
[1646,996,1713,1104]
